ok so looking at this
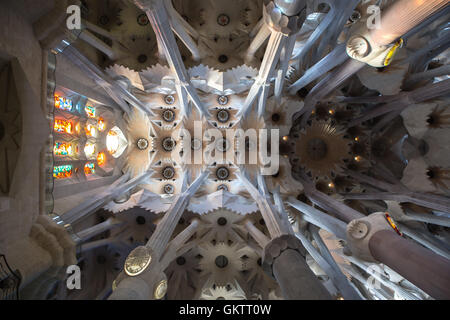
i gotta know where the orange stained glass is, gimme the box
[97,118,106,131]
[54,119,73,134]
[53,142,73,156]
[84,163,96,175]
[385,212,403,236]
[97,152,106,166]
[85,123,97,137]
[53,165,73,179]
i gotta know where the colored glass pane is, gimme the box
[53,142,73,156]
[97,152,106,166]
[84,143,96,158]
[97,118,106,131]
[54,119,73,134]
[53,165,73,179]
[85,123,97,137]
[84,163,95,175]
[85,105,96,118]
[54,95,73,112]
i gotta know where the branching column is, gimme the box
[346,212,450,300]
[108,171,209,300]
[240,1,306,118]
[343,170,450,213]
[133,0,209,118]
[62,46,152,116]
[238,172,331,299]
[60,171,150,225]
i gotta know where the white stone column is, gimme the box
[133,0,209,118]
[60,171,151,225]
[76,217,125,242]
[244,219,270,248]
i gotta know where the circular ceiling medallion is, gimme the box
[154,280,168,300]
[216,167,230,180]
[217,110,230,123]
[137,13,149,26]
[164,184,174,194]
[162,166,175,179]
[162,137,176,151]
[218,95,229,105]
[124,246,152,277]
[307,138,328,160]
[217,14,230,26]
[164,95,175,105]
[137,138,149,150]
[162,109,175,122]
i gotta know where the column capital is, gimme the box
[346,212,397,262]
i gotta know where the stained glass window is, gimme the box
[54,119,73,134]
[85,123,97,137]
[106,126,128,158]
[97,118,106,131]
[54,95,73,112]
[53,165,73,179]
[84,143,96,158]
[53,142,73,156]
[97,152,106,166]
[85,105,96,118]
[106,130,119,154]
[84,163,95,175]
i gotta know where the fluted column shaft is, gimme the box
[369,230,450,299]
[147,171,209,258]
[370,0,450,46]
[272,248,332,300]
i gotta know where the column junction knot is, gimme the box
[262,234,305,279]
[346,212,399,262]
[263,2,306,35]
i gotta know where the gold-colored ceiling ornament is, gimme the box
[112,280,118,291]
[293,120,351,179]
[154,280,168,300]
[124,246,153,277]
